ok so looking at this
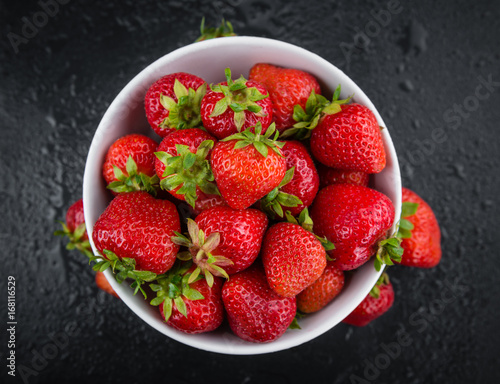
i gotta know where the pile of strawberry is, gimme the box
[58,63,442,343]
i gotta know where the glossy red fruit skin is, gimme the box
[66,199,88,241]
[154,128,216,202]
[249,63,321,132]
[343,280,394,326]
[103,134,158,190]
[400,187,441,268]
[160,276,224,334]
[222,265,296,343]
[95,271,119,298]
[195,206,268,275]
[262,222,326,297]
[280,141,319,216]
[310,103,386,174]
[296,262,344,313]
[316,163,369,189]
[200,80,273,139]
[192,193,227,216]
[145,72,206,138]
[310,184,395,271]
[210,140,287,210]
[92,191,180,275]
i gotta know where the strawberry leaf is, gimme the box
[195,17,236,42]
[156,140,218,208]
[401,201,419,217]
[160,80,206,130]
[209,68,268,130]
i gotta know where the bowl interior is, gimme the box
[83,36,401,355]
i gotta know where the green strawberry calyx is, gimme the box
[107,155,160,196]
[285,208,335,253]
[155,140,219,208]
[373,201,419,271]
[149,260,205,321]
[54,221,93,258]
[397,201,419,239]
[87,249,157,299]
[195,17,236,42]
[369,272,390,298]
[209,68,269,132]
[159,79,207,130]
[171,219,233,287]
[282,84,352,140]
[260,166,303,218]
[374,237,404,272]
[222,122,285,158]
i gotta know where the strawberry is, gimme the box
[102,134,159,195]
[343,273,394,326]
[92,191,180,276]
[145,72,207,138]
[398,187,442,268]
[195,18,236,42]
[310,103,386,174]
[95,271,119,298]
[316,163,369,189]
[222,264,297,343]
[210,123,287,210]
[296,262,344,313]
[192,193,227,216]
[153,261,224,334]
[154,128,219,208]
[54,198,92,257]
[194,206,268,275]
[310,184,396,271]
[261,140,319,218]
[200,68,273,139]
[248,63,321,133]
[262,209,328,297]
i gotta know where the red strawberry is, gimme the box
[54,198,92,257]
[154,262,224,334]
[343,273,394,326]
[210,123,287,210]
[171,206,268,285]
[296,262,344,313]
[398,187,441,268]
[192,193,227,216]
[145,72,206,137]
[95,271,119,298]
[316,163,369,189]
[261,140,319,217]
[310,103,386,174]
[92,191,180,275]
[154,128,219,208]
[102,134,159,195]
[200,68,273,139]
[262,213,327,297]
[310,184,395,271]
[248,63,321,132]
[222,264,297,343]
[194,206,268,275]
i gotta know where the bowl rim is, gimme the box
[83,35,402,355]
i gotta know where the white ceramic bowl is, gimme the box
[83,36,401,355]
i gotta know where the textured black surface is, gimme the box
[1,1,500,383]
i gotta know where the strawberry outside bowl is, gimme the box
[83,36,402,355]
